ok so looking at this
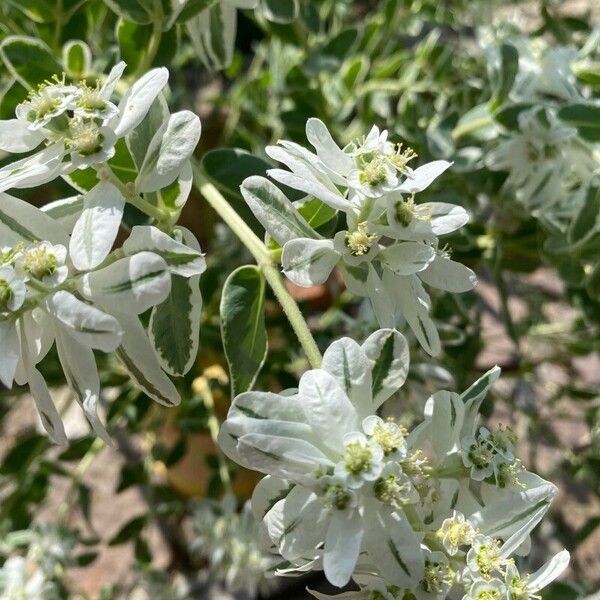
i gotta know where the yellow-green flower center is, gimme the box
[475,542,503,578]
[344,441,373,475]
[76,85,108,112]
[477,592,501,600]
[372,420,405,455]
[23,247,57,279]
[422,559,452,594]
[345,223,377,256]
[359,158,388,187]
[374,474,411,507]
[68,121,103,155]
[324,484,351,510]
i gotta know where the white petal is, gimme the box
[251,476,292,521]
[0,143,65,192]
[305,118,354,176]
[122,225,206,277]
[398,160,452,193]
[361,328,410,408]
[282,238,339,287]
[78,252,171,314]
[0,119,44,152]
[136,110,201,192]
[111,67,169,137]
[69,181,125,271]
[281,486,325,560]
[54,327,112,444]
[44,291,123,352]
[528,550,570,591]
[298,369,360,454]
[100,61,127,99]
[379,242,436,275]
[366,264,396,328]
[324,511,363,587]
[0,321,20,387]
[418,255,477,293]
[322,337,373,418]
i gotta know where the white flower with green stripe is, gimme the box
[0,196,205,444]
[219,329,425,588]
[240,174,475,356]
[220,359,570,596]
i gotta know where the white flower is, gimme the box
[220,331,424,588]
[266,118,452,212]
[485,108,596,211]
[16,241,69,287]
[504,550,570,599]
[15,77,76,130]
[437,511,476,556]
[0,62,170,191]
[413,550,454,600]
[462,577,507,600]
[0,556,46,600]
[465,535,509,580]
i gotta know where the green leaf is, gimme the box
[568,186,600,247]
[490,42,519,110]
[103,0,153,24]
[558,103,600,141]
[116,19,152,73]
[493,103,533,130]
[585,261,600,301]
[126,94,169,170]
[167,0,218,28]
[261,0,298,24]
[108,515,147,545]
[221,265,268,397]
[0,36,62,90]
[108,138,138,184]
[296,197,337,230]
[452,103,496,141]
[62,40,91,78]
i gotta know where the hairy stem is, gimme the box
[192,164,323,369]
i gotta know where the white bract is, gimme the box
[241,120,476,356]
[219,340,570,597]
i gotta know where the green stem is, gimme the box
[95,166,169,226]
[192,164,323,369]
[136,2,164,77]
[196,380,232,493]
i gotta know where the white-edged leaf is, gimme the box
[0,321,20,388]
[398,160,451,193]
[362,328,410,408]
[430,390,464,459]
[0,143,65,192]
[136,110,201,192]
[241,176,317,245]
[54,327,112,444]
[418,255,477,293]
[0,119,44,152]
[149,229,203,376]
[78,252,171,314]
[324,511,363,588]
[122,225,206,277]
[0,191,68,246]
[69,181,125,271]
[379,241,436,275]
[281,238,338,287]
[221,265,268,396]
[41,195,84,229]
[362,501,424,587]
[111,67,169,137]
[113,310,180,406]
[44,291,123,352]
[305,118,353,176]
[529,550,570,591]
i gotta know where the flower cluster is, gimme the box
[241,119,476,355]
[0,523,74,600]
[189,495,276,598]
[219,333,569,597]
[0,63,205,444]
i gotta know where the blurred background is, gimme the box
[0,0,599,598]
